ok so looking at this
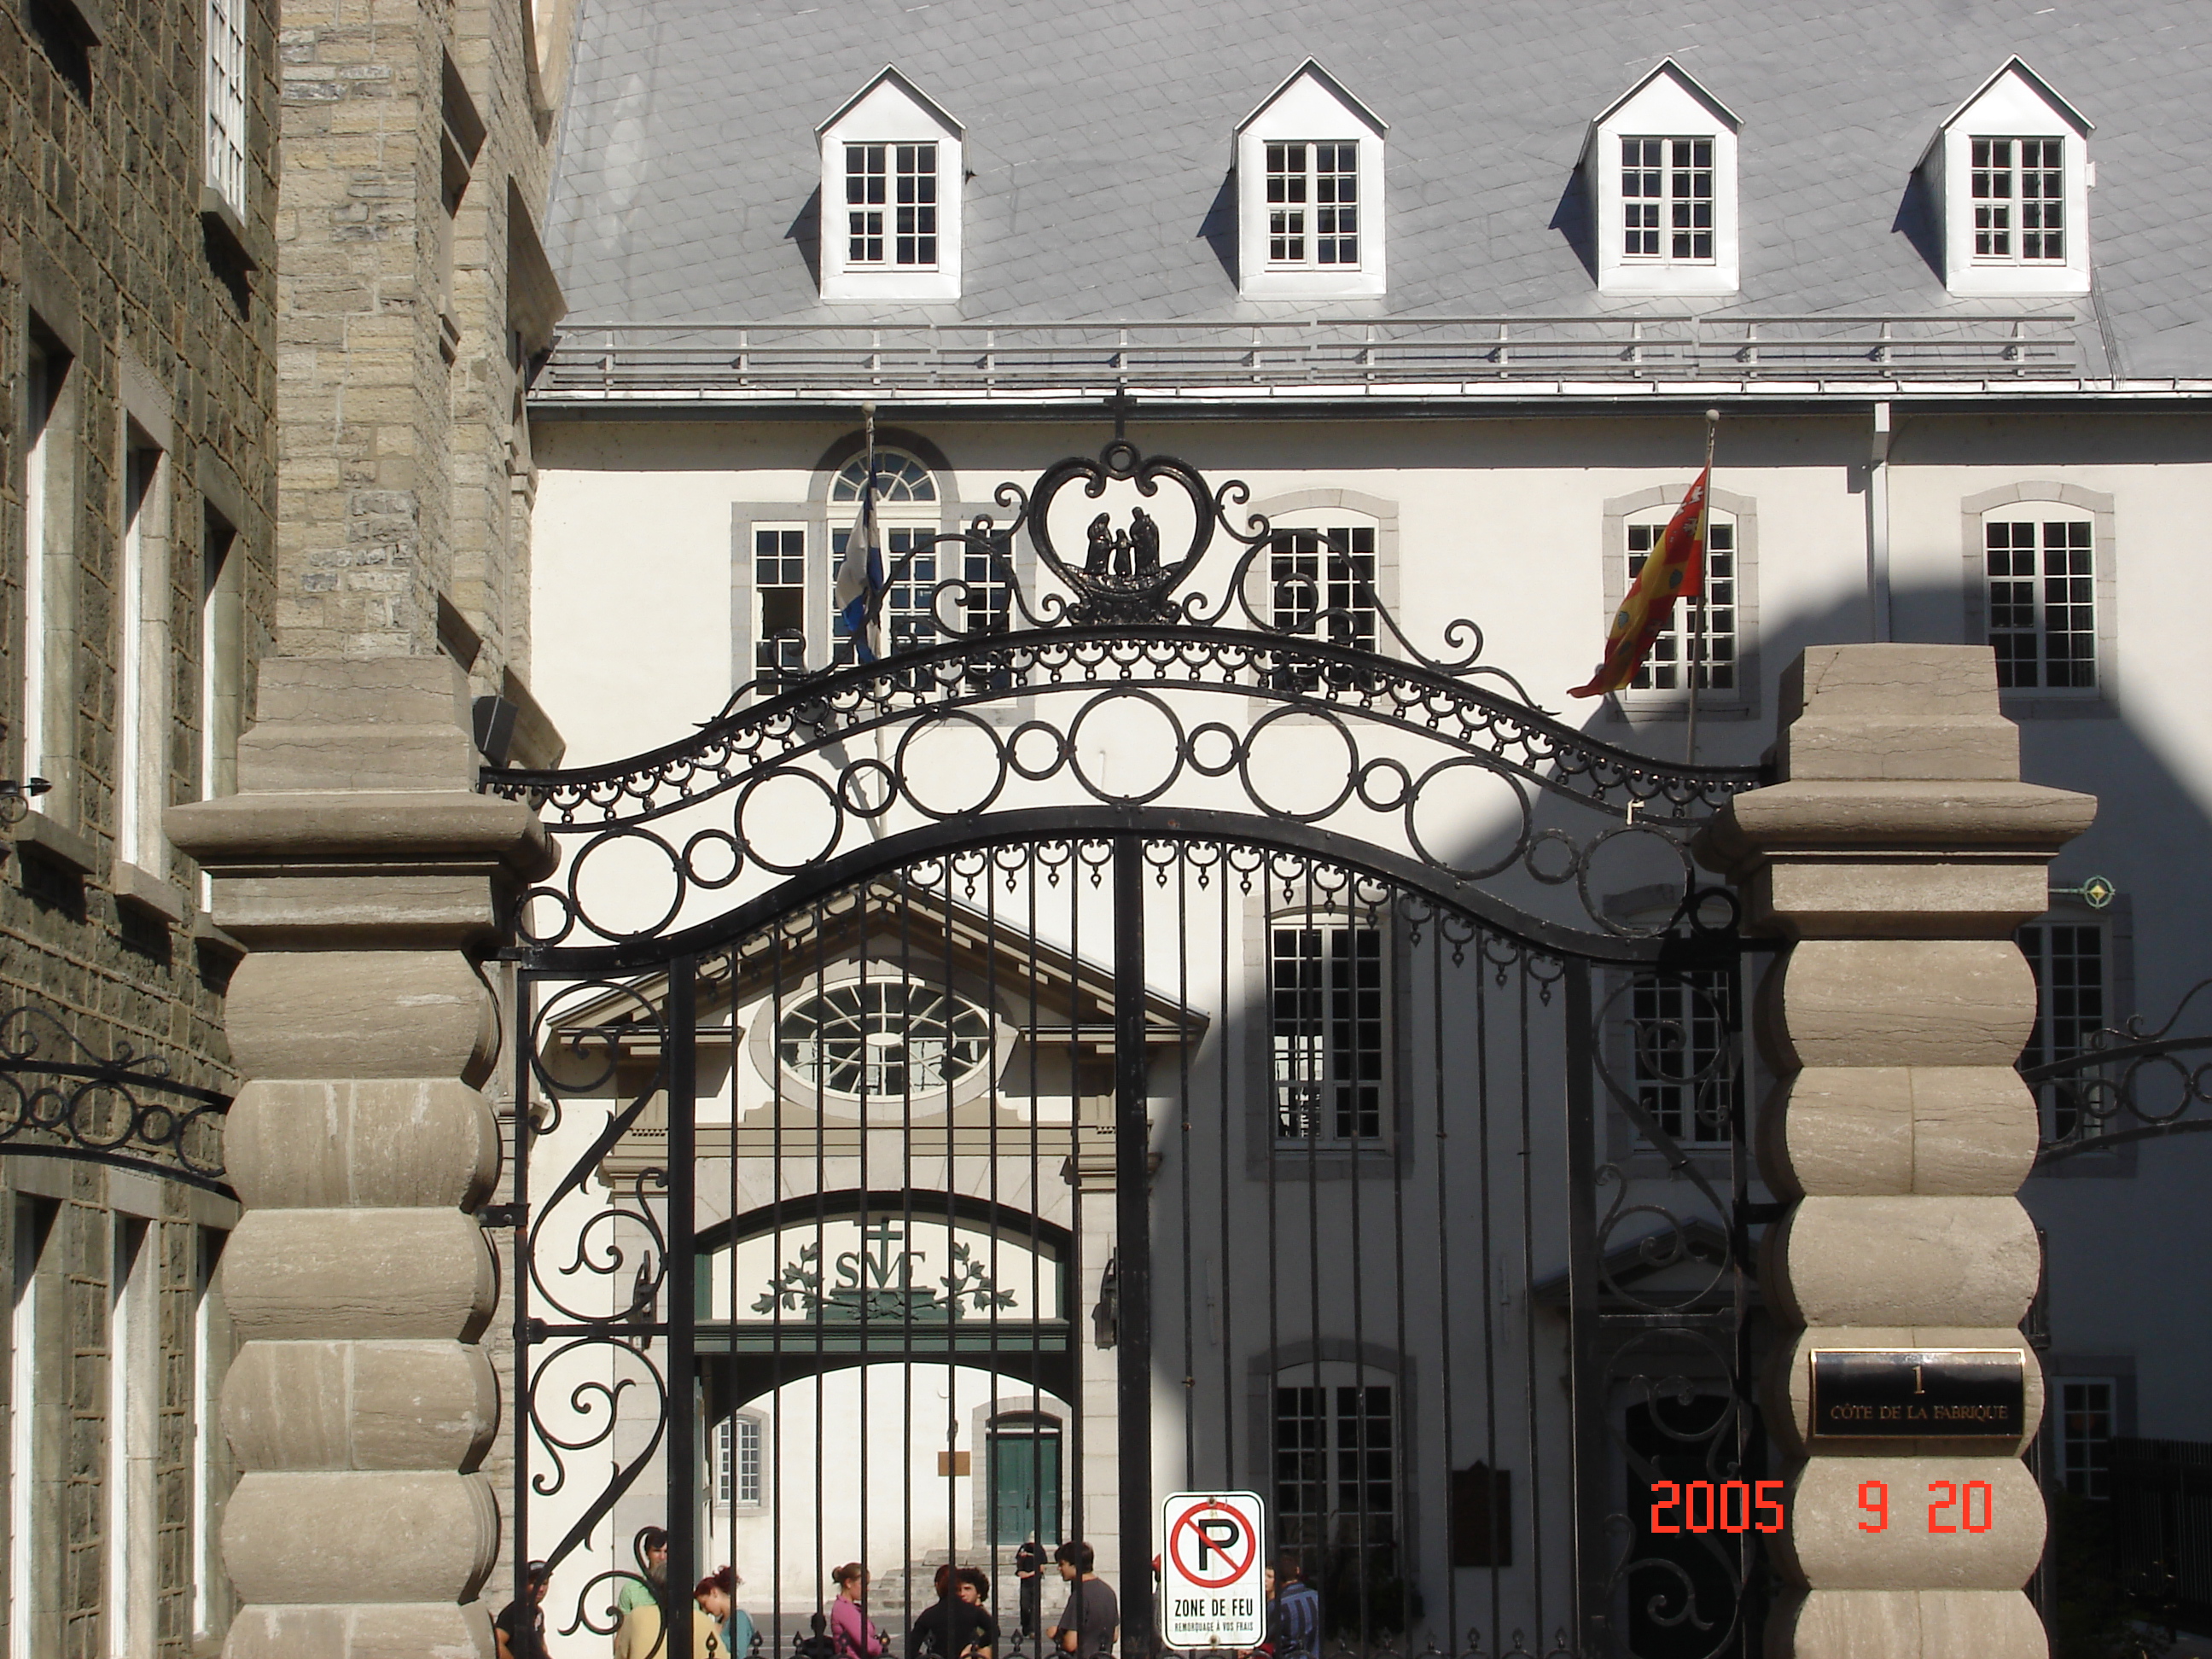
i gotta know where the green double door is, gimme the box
[989,1425,1062,1546]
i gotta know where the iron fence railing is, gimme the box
[531,314,2082,402]
[2112,1438,2212,1634]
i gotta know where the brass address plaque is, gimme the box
[1807,1348,2027,1440]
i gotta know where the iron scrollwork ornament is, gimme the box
[1023,439,1264,625]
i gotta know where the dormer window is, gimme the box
[846,142,937,268]
[1919,59,2091,296]
[1236,61,1386,299]
[1972,138,2064,264]
[1621,137,1713,263]
[1266,141,1359,266]
[1584,61,1739,295]
[818,67,963,302]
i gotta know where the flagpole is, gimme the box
[1685,409,1720,765]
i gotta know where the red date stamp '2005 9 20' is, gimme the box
[1649,1478,2000,1534]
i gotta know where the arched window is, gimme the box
[830,452,936,503]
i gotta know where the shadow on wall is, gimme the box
[1196,171,1237,288]
[1547,165,1597,285]
[787,187,824,289]
[1575,570,2212,1452]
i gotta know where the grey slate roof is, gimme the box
[543,0,2212,377]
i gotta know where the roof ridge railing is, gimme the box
[542,313,2084,399]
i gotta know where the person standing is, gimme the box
[911,1564,999,1659]
[496,1561,552,1659]
[1272,1556,1319,1659]
[1013,1540,1045,1642]
[1046,1542,1117,1658]
[829,1563,889,1659]
[697,1565,760,1657]
[617,1528,671,1625]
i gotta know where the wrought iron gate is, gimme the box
[488,440,1770,1659]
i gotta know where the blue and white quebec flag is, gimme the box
[834,468,886,665]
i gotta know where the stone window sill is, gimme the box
[10,810,99,879]
[190,908,247,963]
[111,859,185,925]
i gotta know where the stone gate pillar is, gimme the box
[1704,645,2094,1659]
[168,659,553,1658]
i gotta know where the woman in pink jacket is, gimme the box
[829,1564,888,1659]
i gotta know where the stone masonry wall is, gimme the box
[0,0,282,1652]
[273,0,562,697]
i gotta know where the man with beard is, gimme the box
[614,1528,671,1650]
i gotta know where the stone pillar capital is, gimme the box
[165,656,553,951]
[1700,645,2094,939]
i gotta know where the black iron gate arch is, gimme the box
[492,441,1773,1659]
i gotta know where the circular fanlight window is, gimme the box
[777,981,993,1098]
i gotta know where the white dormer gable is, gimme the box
[1582,61,1740,297]
[1918,58,2092,297]
[817,67,964,303]
[1235,60,1387,300]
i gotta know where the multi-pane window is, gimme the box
[754,529,806,679]
[1986,516,2095,689]
[1266,142,1359,265]
[831,454,936,503]
[1621,137,1714,262]
[831,526,932,671]
[1627,518,1735,691]
[1268,527,1377,690]
[2018,922,2107,1143]
[1628,969,1740,1147]
[2055,1378,2115,1499]
[1971,138,2064,263]
[205,0,249,221]
[1272,924,1384,1143]
[846,143,937,267]
[715,1415,763,1507]
[1275,1382,1397,1557]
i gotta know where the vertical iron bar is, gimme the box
[668,955,701,1629]
[510,970,535,1621]
[1113,834,1155,1659]
[1563,959,1605,1656]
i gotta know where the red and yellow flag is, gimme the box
[1570,468,1710,699]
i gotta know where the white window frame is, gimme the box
[116,431,171,878]
[1235,60,1387,300]
[2052,1377,2116,1499]
[817,68,963,302]
[2018,917,2110,1147]
[1625,967,1741,1150]
[22,329,79,824]
[1267,917,1388,1148]
[1270,1361,1402,1568]
[203,0,249,225]
[1960,484,2116,712]
[713,1412,766,1512]
[1619,135,1714,265]
[749,523,807,683]
[1922,59,2092,296]
[1585,61,1739,295]
[108,1216,157,1659]
[1601,484,1761,720]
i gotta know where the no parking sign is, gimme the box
[1160,1491,1266,1649]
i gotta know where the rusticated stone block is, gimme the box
[1770,1197,2040,1329]
[222,1470,498,1605]
[1770,941,2034,1069]
[1762,1068,2037,1199]
[223,1601,495,1659]
[226,1079,499,1211]
[224,1210,496,1342]
[1769,1587,2046,1659]
[223,951,498,1084]
[1772,1457,2044,1590]
[223,1340,498,1472]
